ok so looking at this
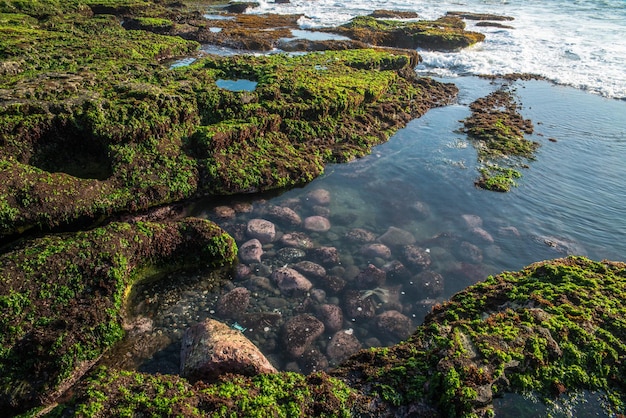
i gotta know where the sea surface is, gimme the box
[114,2,626,415]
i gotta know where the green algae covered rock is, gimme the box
[0,0,457,238]
[328,15,486,51]
[38,257,626,417]
[332,256,626,416]
[0,218,237,414]
[462,88,538,192]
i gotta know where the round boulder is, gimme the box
[304,216,331,232]
[240,238,264,264]
[180,319,277,382]
[317,303,344,333]
[216,287,251,319]
[246,219,276,243]
[272,266,313,297]
[326,330,361,364]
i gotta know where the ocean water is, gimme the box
[251,0,626,99]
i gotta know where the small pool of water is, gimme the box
[215,78,258,91]
[117,76,626,413]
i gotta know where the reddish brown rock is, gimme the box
[271,266,313,297]
[281,314,325,357]
[354,264,386,289]
[326,330,361,363]
[293,260,327,280]
[216,287,251,319]
[266,205,302,227]
[317,304,344,333]
[374,310,413,340]
[402,245,432,272]
[246,218,276,243]
[240,238,264,264]
[362,243,392,260]
[304,216,331,232]
[180,319,277,382]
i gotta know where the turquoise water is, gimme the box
[215,78,258,91]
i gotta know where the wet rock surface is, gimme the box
[180,318,277,382]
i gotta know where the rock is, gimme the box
[318,275,346,294]
[317,304,344,332]
[458,241,483,263]
[304,216,331,232]
[267,205,302,227]
[281,314,325,357]
[293,260,327,280]
[378,226,416,247]
[275,247,307,264]
[414,270,445,298]
[461,214,483,229]
[375,310,413,340]
[344,228,377,243]
[312,205,331,217]
[234,263,252,280]
[279,232,314,249]
[310,246,340,266]
[305,189,331,206]
[240,239,264,263]
[310,288,326,303]
[471,227,494,243]
[271,266,313,297]
[216,287,251,319]
[354,264,386,289]
[180,319,277,382]
[499,226,520,237]
[326,330,361,363]
[246,219,276,243]
[382,260,412,282]
[343,289,376,320]
[299,348,329,374]
[362,243,392,260]
[214,205,236,219]
[233,202,254,213]
[402,245,432,272]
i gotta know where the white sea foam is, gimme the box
[249,0,626,99]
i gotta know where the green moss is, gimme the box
[49,368,357,417]
[463,89,538,192]
[334,14,486,51]
[0,218,237,413]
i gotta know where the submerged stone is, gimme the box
[180,318,276,382]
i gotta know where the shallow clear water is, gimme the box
[118,76,625,415]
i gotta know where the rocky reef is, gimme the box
[0,0,460,239]
[2,1,618,417]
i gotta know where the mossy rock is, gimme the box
[0,218,237,414]
[0,0,458,237]
[327,15,486,51]
[462,89,539,192]
[30,257,626,417]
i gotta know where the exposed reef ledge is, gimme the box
[0,218,237,414]
[39,257,626,417]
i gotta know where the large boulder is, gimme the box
[180,319,277,382]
